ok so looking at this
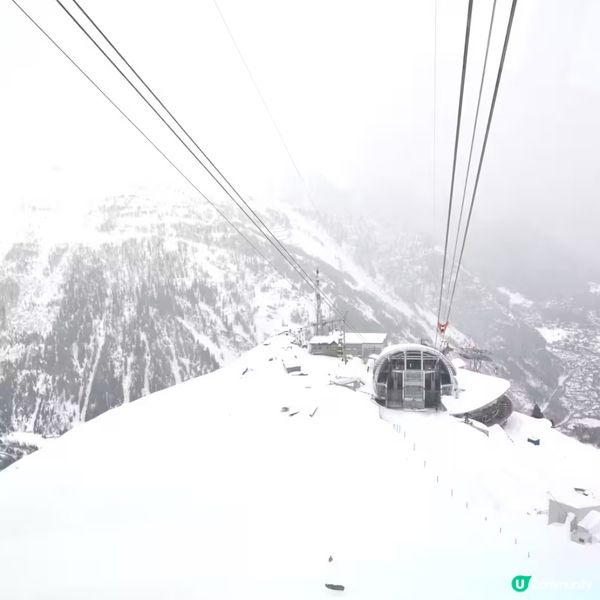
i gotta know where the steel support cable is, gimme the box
[443,0,498,320]
[62,0,320,299]
[432,0,438,235]
[60,0,364,334]
[444,0,518,326]
[211,0,319,213]
[10,0,360,344]
[434,0,473,345]
[8,0,299,292]
[12,0,366,342]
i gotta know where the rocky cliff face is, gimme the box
[0,195,565,459]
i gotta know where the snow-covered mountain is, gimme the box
[0,194,570,465]
[0,334,598,599]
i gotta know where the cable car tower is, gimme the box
[315,267,322,335]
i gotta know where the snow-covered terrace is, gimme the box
[442,368,511,416]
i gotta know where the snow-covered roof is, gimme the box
[309,334,339,345]
[451,357,467,370]
[374,343,457,376]
[442,368,510,416]
[345,333,386,345]
[309,332,386,346]
[552,490,600,510]
[578,510,600,532]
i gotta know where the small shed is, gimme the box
[308,334,340,357]
[344,333,387,360]
[308,332,387,360]
[572,510,600,544]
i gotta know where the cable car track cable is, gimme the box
[10,0,361,340]
[61,0,365,338]
[58,0,322,303]
[444,0,518,326]
[434,0,473,345]
[443,0,498,320]
[7,0,291,288]
[211,0,319,213]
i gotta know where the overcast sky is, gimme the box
[2,0,600,278]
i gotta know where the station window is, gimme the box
[423,357,437,371]
[377,359,390,383]
[406,352,422,370]
[391,355,405,370]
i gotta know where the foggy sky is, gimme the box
[2,0,599,287]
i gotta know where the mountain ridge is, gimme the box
[0,194,579,466]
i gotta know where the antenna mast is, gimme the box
[315,267,322,335]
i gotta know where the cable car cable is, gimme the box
[61,0,366,337]
[443,0,498,320]
[58,0,322,302]
[434,0,473,345]
[10,0,358,338]
[444,0,518,326]
[211,0,319,213]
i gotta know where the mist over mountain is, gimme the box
[1,193,599,470]
[465,216,599,302]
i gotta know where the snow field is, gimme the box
[0,335,599,599]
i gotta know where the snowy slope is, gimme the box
[0,196,314,441]
[1,335,598,599]
[0,194,583,472]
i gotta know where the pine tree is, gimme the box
[531,403,544,419]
